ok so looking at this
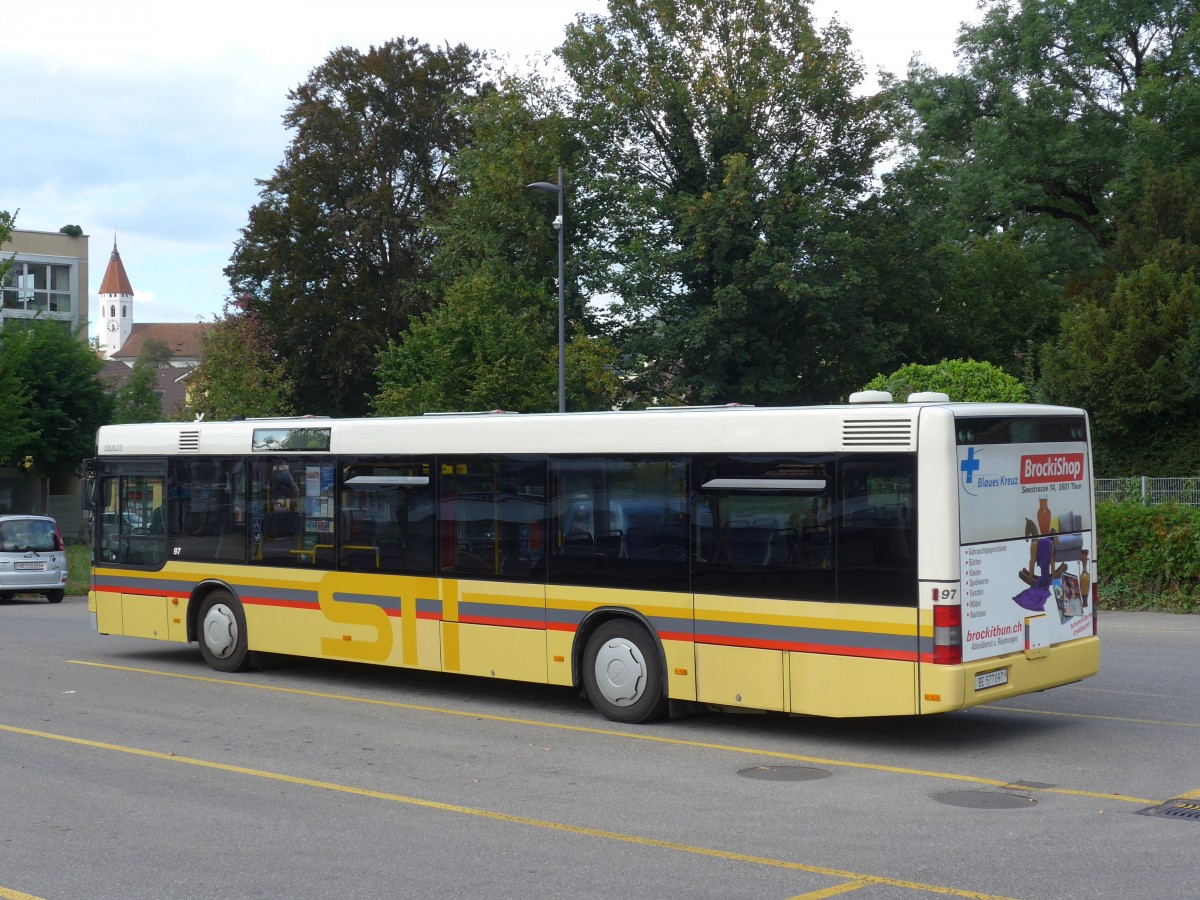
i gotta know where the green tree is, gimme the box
[864,359,1029,402]
[0,320,109,476]
[374,79,620,415]
[189,299,295,420]
[899,0,1198,251]
[0,211,36,462]
[1040,167,1200,473]
[836,177,1070,379]
[110,356,163,424]
[226,38,483,417]
[139,337,172,368]
[559,0,894,405]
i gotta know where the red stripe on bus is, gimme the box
[655,630,694,642]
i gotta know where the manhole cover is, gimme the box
[933,790,1036,810]
[738,765,831,782]
[1140,799,1200,821]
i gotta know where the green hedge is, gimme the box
[66,543,91,596]
[1096,500,1200,613]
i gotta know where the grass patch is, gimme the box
[66,541,91,596]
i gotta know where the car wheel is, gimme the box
[46,590,65,604]
[582,619,668,724]
[197,590,251,673]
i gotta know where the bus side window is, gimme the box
[836,457,917,606]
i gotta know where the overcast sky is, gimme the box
[3,0,981,338]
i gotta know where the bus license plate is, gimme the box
[15,562,44,570]
[975,668,1009,691]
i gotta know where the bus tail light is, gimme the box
[933,604,962,665]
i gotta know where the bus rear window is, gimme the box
[956,416,1087,445]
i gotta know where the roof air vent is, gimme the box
[178,431,200,453]
[848,390,893,404]
[908,392,951,403]
[842,419,914,450]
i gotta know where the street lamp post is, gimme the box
[526,167,566,413]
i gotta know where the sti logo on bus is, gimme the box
[1020,453,1084,484]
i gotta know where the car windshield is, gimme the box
[0,520,58,552]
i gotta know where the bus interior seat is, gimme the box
[561,531,594,556]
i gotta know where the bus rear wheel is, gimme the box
[582,619,667,724]
[197,590,250,673]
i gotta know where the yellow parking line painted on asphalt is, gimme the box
[1,722,1017,900]
[0,887,45,900]
[788,878,874,898]
[68,660,1159,806]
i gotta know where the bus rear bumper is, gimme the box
[919,635,1100,714]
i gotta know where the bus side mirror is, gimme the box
[82,459,97,511]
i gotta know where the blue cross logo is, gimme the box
[960,447,981,488]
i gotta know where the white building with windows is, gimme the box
[1,227,88,333]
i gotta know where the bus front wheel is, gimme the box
[197,590,250,673]
[582,619,667,724]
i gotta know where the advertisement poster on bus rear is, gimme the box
[958,442,1095,662]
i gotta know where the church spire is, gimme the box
[99,235,134,296]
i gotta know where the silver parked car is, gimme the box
[0,515,68,603]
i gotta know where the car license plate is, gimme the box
[975,668,1009,691]
[15,562,44,571]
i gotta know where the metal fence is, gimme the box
[1095,477,1200,506]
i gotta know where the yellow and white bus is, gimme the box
[87,396,1099,722]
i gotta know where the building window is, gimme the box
[2,259,75,316]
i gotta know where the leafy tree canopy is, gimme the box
[898,0,1199,250]
[139,337,173,368]
[109,356,163,424]
[189,298,296,420]
[226,38,484,417]
[374,78,620,415]
[560,0,894,405]
[1040,166,1200,472]
[864,359,1029,403]
[0,320,109,475]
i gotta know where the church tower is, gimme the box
[99,236,134,359]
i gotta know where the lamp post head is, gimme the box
[526,181,561,194]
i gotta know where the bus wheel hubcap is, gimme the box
[203,604,238,659]
[593,638,646,707]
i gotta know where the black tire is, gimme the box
[197,590,250,673]
[45,590,65,604]
[0,592,13,601]
[582,619,668,723]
